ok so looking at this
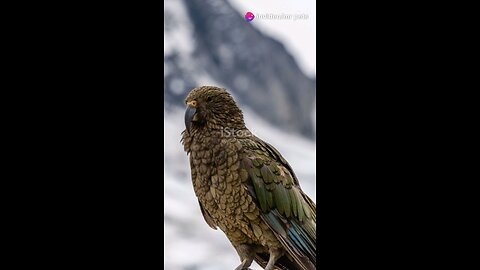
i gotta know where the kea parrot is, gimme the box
[181,86,316,270]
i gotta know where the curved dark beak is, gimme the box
[185,105,197,133]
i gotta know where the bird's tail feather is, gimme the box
[261,211,316,270]
[254,252,300,270]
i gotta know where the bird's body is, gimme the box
[181,86,316,270]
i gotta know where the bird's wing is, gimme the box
[240,137,316,270]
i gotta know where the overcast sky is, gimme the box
[228,0,316,78]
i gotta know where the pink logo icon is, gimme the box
[245,12,255,22]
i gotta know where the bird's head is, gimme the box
[184,86,245,133]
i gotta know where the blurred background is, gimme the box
[164,0,316,269]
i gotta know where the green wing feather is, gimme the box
[240,136,316,269]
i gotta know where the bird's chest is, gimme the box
[189,138,248,220]
[191,153,241,213]
[191,152,264,243]
[187,135,268,245]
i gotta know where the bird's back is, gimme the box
[237,135,316,270]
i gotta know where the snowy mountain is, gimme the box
[164,0,316,139]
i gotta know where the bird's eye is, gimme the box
[206,97,212,102]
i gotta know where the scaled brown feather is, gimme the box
[182,86,316,270]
